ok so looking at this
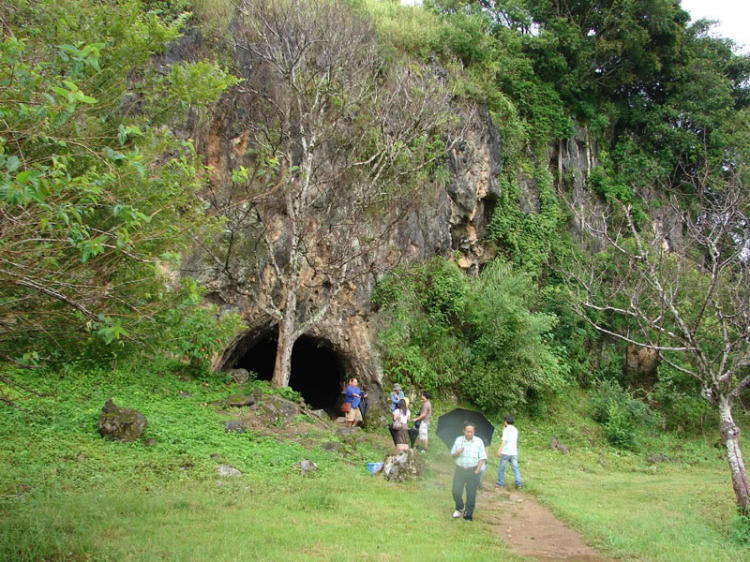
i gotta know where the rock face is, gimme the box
[97,399,147,442]
[200,104,503,404]
[382,449,424,482]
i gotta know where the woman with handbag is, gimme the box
[392,398,411,451]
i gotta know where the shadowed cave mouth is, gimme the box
[231,331,346,413]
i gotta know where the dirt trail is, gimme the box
[431,455,613,561]
[482,486,612,561]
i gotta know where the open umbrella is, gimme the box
[436,408,495,450]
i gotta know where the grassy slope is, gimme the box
[2,364,750,561]
[515,392,750,561]
[0,362,517,562]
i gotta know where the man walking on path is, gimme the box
[496,415,523,490]
[413,390,432,453]
[450,423,486,521]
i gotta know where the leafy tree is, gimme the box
[0,0,239,372]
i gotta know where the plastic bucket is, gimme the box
[366,462,383,475]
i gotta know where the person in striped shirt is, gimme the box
[450,423,487,521]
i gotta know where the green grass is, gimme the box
[0,362,520,561]
[496,391,750,562]
[3,364,750,561]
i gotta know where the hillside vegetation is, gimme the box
[2,0,750,559]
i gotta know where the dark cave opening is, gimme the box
[232,330,346,412]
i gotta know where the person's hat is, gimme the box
[393,383,402,390]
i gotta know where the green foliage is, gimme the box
[653,362,713,432]
[590,379,661,449]
[488,166,565,274]
[0,0,239,366]
[374,257,569,412]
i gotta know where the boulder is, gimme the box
[217,464,242,477]
[382,449,424,482]
[97,399,147,442]
[321,441,343,453]
[257,395,298,425]
[550,436,570,455]
[227,368,250,384]
[225,394,254,407]
[224,420,246,433]
[335,427,361,438]
[295,459,319,475]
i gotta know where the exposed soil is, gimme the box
[431,453,613,561]
[483,486,613,561]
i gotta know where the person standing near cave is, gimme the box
[344,377,366,428]
[413,390,432,453]
[392,398,411,452]
[389,383,404,413]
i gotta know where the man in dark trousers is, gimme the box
[450,423,487,521]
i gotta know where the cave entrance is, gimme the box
[232,330,346,413]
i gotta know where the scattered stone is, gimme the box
[143,438,157,448]
[382,449,424,482]
[227,368,250,385]
[550,436,570,455]
[334,416,347,425]
[217,464,242,478]
[335,427,361,438]
[295,459,319,475]
[251,387,263,402]
[647,453,669,465]
[178,391,193,398]
[225,394,255,407]
[97,399,148,442]
[307,409,328,421]
[321,441,343,452]
[257,395,298,425]
[598,456,607,467]
[224,420,246,433]
[210,453,220,460]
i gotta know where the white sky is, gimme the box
[673,0,749,53]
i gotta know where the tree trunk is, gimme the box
[719,397,750,514]
[271,291,298,388]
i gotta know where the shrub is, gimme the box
[591,379,661,449]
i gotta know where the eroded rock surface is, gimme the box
[97,399,147,442]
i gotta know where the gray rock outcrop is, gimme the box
[97,399,148,442]
[382,449,424,482]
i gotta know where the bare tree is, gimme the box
[198,0,463,387]
[566,168,750,512]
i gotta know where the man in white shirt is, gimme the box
[450,423,487,521]
[496,415,523,490]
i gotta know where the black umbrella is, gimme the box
[359,397,369,424]
[436,408,495,450]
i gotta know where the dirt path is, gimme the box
[431,455,613,561]
[481,486,612,561]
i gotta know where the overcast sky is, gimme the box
[672,0,749,53]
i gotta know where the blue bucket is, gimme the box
[366,462,383,475]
